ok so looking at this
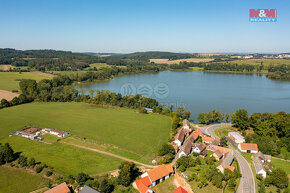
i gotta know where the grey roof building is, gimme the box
[80,185,100,193]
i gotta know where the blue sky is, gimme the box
[0,0,289,53]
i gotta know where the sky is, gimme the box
[0,0,289,53]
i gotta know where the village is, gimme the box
[7,119,274,193]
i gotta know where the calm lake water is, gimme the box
[77,71,290,121]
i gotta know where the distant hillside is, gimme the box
[109,51,197,60]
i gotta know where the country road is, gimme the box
[197,123,256,193]
[61,141,156,169]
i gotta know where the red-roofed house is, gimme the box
[134,176,153,193]
[173,186,188,193]
[238,143,258,153]
[44,182,70,193]
[135,164,174,192]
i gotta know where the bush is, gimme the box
[138,107,148,114]
[46,171,53,177]
[269,168,288,188]
[76,172,90,186]
[35,166,43,173]
[158,143,175,156]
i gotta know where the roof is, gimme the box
[214,150,223,159]
[217,152,234,168]
[135,176,152,193]
[147,164,174,182]
[175,129,185,143]
[173,186,188,193]
[183,119,190,127]
[228,132,244,141]
[80,185,100,193]
[50,129,67,135]
[211,140,220,146]
[44,182,70,193]
[253,156,265,172]
[202,136,219,142]
[207,145,232,154]
[200,150,208,157]
[192,143,206,152]
[225,165,235,172]
[191,128,202,141]
[240,143,258,151]
[181,139,193,155]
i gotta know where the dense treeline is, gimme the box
[0,48,106,71]
[231,109,290,158]
[109,51,199,60]
[197,110,230,124]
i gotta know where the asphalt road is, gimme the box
[197,123,255,193]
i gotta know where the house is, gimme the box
[228,132,245,144]
[213,150,223,160]
[199,149,208,158]
[174,129,186,147]
[44,182,70,193]
[79,185,100,193]
[206,145,232,155]
[134,176,153,193]
[145,108,153,113]
[178,136,194,158]
[49,129,69,137]
[192,143,206,154]
[216,152,234,173]
[182,119,190,130]
[253,152,271,178]
[202,136,220,145]
[238,143,258,153]
[140,164,174,187]
[211,139,220,146]
[173,186,188,193]
[190,128,203,142]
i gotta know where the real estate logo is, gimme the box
[249,9,277,22]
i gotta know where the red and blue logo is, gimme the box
[249,9,277,22]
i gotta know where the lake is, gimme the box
[77,71,290,121]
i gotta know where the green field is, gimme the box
[226,59,290,67]
[0,166,49,193]
[0,72,50,91]
[0,102,171,174]
[48,71,88,75]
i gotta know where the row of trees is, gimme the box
[197,110,230,124]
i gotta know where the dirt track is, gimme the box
[61,141,156,169]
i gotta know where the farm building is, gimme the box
[216,152,234,173]
[213,150,223,160]
[79,185,100,193]
[174,129,185,147]
[49,129,69,137]
[238,143,258,153]
[253,151,271,178]
[13,127,41,140]
[228,132,245,143]
[44,182,70,193]
[206,144,232,155]
[135,164,174,193]
[173,186,188,193]
[190,128,203,142]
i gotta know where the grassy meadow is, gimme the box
[0,72,51,91]
[0,166,49,193]
[0,102,171,174]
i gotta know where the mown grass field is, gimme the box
[0,102,171,174]
[0,72,50,91]
[0,166,49,193]
[0,137,123,175]
[271,158,290,174]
